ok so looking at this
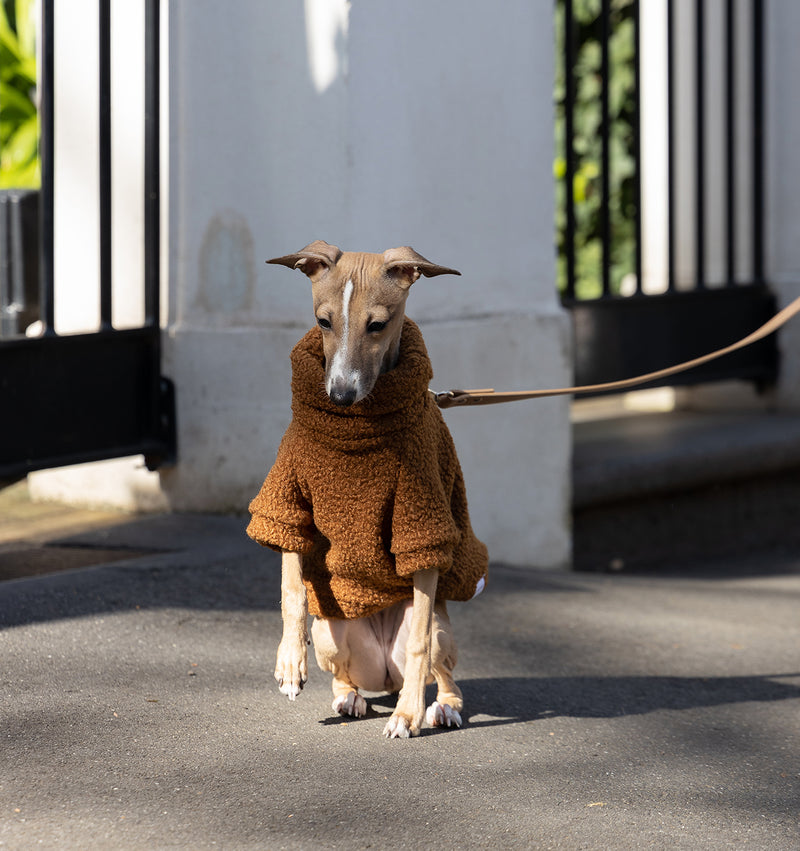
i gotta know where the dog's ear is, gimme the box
[267,241,342,280]
[383,246,461,289]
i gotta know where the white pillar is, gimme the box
[160,0,571,567]
[34,0,573,568]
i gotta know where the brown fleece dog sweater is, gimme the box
[247,318,489,619]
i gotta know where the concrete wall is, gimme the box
[33,0,572,569]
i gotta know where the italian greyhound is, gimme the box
[267,240,468,738]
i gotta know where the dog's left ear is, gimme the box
[383,247,461,289]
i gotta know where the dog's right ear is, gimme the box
[267,241,342,280]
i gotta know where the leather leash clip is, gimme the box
[431,389,495,409]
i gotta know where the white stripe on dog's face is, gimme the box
[326,279,360,399]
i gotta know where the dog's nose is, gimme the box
[329,385,358,407]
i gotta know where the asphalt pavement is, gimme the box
[1,508,799,850]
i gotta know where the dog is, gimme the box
[248,241,488,738]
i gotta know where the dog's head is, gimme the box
[268,241,460,406]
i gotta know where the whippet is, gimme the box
[261,240,485,738]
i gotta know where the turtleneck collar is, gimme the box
[289,318,434,450]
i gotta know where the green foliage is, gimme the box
[555,0,637,299]
[0,0,39,188]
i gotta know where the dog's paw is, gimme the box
[275,673,305,701]
[332,691,367,718]
[426,701,462,729]
[382,713,420,739]
[274,638,308,701]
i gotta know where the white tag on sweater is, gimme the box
[470,576,486,599]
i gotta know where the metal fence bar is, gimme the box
[144,0,160,328]
[600,0,611,297]
[694,0,706,289]
[725,0,736,285]
[39,0,55,336]
[632,0,642,293]
[563,0,577,299]
[99,0,112,330]
[666,0,676,292]
[9,202,25,320]
[0,201,7,325]
[752,0,764,285]
[144,0,165,469]
[9,199,23,313]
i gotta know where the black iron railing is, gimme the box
[0,0,175,480]
[556,0,777,391]
[36,0,162,337]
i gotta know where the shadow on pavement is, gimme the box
[0,554,283,629]
[460,673,800,724]
[316,672,800,730]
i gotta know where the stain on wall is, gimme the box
[197,210,255,319]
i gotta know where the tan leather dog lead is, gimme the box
[432,294,800,408]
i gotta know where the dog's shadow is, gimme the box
[319,673,800,730]
[460,673,800,727]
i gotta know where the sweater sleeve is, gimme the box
[390,434,460,578]
[247,431,316,554]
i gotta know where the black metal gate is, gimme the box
[557,0,779,391]
[0,0,175,482]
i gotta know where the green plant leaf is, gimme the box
[14,0,36,57]
[13,53,36,87]
[0,79,35,120]
[0,26,23,72]
[0,154,39,188]
[554,0,638,299]
[0,0,39,189]
[0,112,37,169]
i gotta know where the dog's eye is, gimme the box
[367,320,387,334]
[317,317,332,330]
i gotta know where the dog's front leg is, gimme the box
[275,550,309,700]
[383,568,438,739]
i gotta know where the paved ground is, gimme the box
[1,493,799,849]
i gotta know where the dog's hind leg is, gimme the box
[330,678,368,718]
[311,616,387,719]
[426,601,464,729]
